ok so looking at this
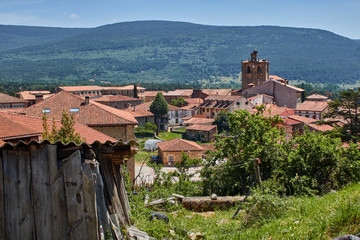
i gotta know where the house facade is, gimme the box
[0,93,28,109]
[157,138,204,166]
[185,124,217,142]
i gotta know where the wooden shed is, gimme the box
[0,139,140,240]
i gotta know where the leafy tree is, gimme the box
[324,88,360,142]
[201,106,285,195]
[277,130,343,195]
[150,92,169,134]
[170,97,186,107]
[42,110,83,144]
[213,111,230,133]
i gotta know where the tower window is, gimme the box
[257,66,261,73]
[247,66,251,73]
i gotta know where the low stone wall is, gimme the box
[182,196,245,212]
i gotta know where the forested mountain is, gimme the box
[0,25,89,52]
[0,21,359,86]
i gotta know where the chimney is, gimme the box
[85,96,90,105]
[35,94,44,103]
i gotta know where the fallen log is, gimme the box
[182,196,246,212]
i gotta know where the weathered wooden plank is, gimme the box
[47,144,68,240]
[30,144,66,239]
[30,144,52,239]
[17,150,35,239]
[3,150,20,240]
[98,155,127,228]
[82,162,99,240]
[62,150,88,240]
[92,163,112,239]
[116,165,131,225]
[0,151,5,240]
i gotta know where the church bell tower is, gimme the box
[241,50,269,90]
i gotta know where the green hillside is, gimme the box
[0,25,89,52]
[0,21,359,86]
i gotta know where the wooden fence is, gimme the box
[0,140,136,240]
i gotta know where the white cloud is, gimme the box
[69,13,79,19]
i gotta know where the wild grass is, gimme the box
[130,184,360,239]
[157,132,183,141]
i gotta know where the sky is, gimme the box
[0,0,359,39]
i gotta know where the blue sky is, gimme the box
[1,0,359,39]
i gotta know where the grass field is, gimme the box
[157,132,183,141]
[130,184,360,239]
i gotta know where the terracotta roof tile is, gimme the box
[295,100,329,112]
[308,123,334,132]
[0,92,27,104]
[0,112,116,143]
[139,91,165,97]
[201,89,232,96]
[157,138,204,152]
[185,98,204,104]
[164,89,193,97]
[17,91,52,101]
[306,94,329,100]
[125,109,154,117]
[183,118,214,125]
[186,124,217,131]
[24,91,137,126]
[93,95,140,102]
[288,115,316,124]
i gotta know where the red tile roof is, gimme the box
[139,91,166,97]
[306,94,329,100]
[185,98,204,104]
[17,91,52,101]
[126,109,154,117]
[204,95,243,101]
[157,138,204,152]
[287,115,316,124]
[0,92,27,104]
[183,118,215,125]
[201,89,232,96]
[186,124,217,131]
[308,123,334,132]
[24,91,137,126]
[295,100,329,112]
[164,89,193,97]
[258,104,295,117]
[93,95,140,102]
[133,101,180,112]
[0,112,116,143]
[58,85,145,92]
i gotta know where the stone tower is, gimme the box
[241,50,269,90]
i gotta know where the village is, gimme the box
[0,51,358,239]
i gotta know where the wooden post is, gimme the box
[254,158,262,190]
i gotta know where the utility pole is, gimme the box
[254,158,262,190]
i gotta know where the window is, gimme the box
[257,66,261,73]
[43,108,50,113]
[70,108,79,112]
[247,66,251,73]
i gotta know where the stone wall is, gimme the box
[92,125,135,142]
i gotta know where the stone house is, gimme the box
[139,91,166,102]
[163,89,193,103]
[157,138,204,166]
[199,95,251,119]
[185,124,217,142]
[243,79,305,109]
[295,94,330,120]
